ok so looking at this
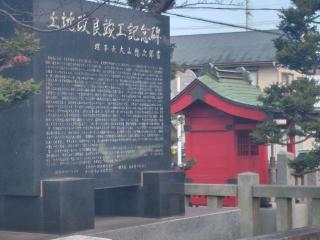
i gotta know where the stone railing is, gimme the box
[184,172,320,238]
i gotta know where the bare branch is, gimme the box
[0,0,108,33]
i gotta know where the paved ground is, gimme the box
[0,207,232,240]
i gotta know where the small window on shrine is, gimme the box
[250,143,259,156]
[237,132,250,156]
[237,132,259,156]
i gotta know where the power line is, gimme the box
[245,0,250,30]
[174,1,246,7]
[166,12,282,35]
[0,0,282,35]
[0,0,128,32]
[173,6,282,11]
[171,20,279,30]
[0,1,108,32]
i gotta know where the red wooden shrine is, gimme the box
[171,65,271,206]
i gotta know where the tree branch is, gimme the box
[292,168,320,177]
[274,135,314,146]
[0,0,108,33]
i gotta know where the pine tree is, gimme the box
[0,29,40,105]
[252,0,320,178]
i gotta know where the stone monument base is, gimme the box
[0,171,185,234]
[0,178,94,234]
[95,170,185,218]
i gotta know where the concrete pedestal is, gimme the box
[0,178,94,234]
[95,170,185,218]
[42,178,95,234]
[141,171,185,218]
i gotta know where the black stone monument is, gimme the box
[0,0,184,234]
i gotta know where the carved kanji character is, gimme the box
[128,23,139,41]
[150,26,161,45]
[140,24,149,43]
[48,11,60,29]
[93,18,102,36]
[116,23,127,37]
[77,15,90,34]
[103,19,116,39]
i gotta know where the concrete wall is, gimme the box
[91,208,241,240]
[90,204,309,240]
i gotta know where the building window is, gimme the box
[237,131,259,156]
[249,71,258,86]
[281,73,294,85]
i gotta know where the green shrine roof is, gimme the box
[198,64,262,107]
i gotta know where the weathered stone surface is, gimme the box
[92,208,240,240]
[238,172,260,238]
[276,151,293,185]
[0,208,241,240]
[240,226,320,240]
[0,0,171,197]
[276,198,293,232]
[43,178,95,234]
[253,185,320,198]
[184,183,237,197]
[141,171,185,218]
[53,235,111,240]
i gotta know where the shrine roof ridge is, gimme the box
[197,64,262,107]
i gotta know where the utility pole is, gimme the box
[177,76,182,166]
[245,0,251,31]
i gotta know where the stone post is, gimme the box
[276,151,293,185]
[207,196,222,208]
[276,198,293,231]
[308,172,318,225]
[276,152,293,232]
[185,195,190,208]
[311,198,320,226]
[238,172,260,238]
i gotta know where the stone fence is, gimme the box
[185,172,320,239]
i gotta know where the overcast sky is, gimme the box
[167,0,292,36]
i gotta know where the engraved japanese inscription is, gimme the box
[32,0,171,182]
[45,57,164,175]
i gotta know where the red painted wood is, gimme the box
[234,123,257,130]
[287,135,296,156]
[171,81,266,122]
[204,94,265,121]
[171,94,193,114]
[171,83,269,207]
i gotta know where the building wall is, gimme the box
[256,66,279,89]
[171,70,197,99]
[255,66,304,89]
